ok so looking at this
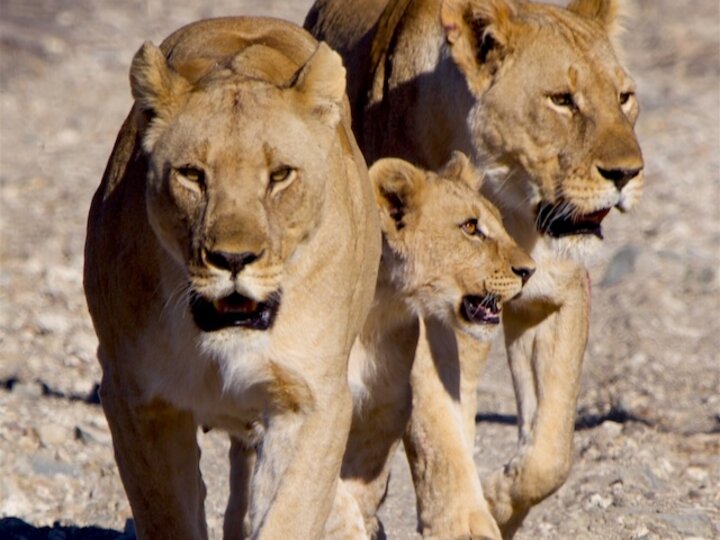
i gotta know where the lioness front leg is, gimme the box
[249,383,354,539]
[100,375,207,540]
[403,318,501,540]
[483,275,589,538]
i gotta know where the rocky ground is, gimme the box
[0,0,718,538]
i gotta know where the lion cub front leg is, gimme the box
[100,375,207,540]
[403,318,501,540]
[483,278,589,538]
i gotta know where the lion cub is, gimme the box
[338,152,535,538]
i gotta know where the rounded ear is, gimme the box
[439,151,483,192]
[368,158,425,238]
[291,41,346,126]
[440,0,518,96]
[567,0,621,34]
[129,41,190,151]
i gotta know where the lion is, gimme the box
[340,151,534,539]
[83,17,380,539]
[306,0,644,537]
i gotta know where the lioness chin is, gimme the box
[306,0,644,537]
[84,17,380,539]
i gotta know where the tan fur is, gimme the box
[84,17,381,540]
[341,153,534,539]
[306,0,643,537]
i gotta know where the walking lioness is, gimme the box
[306,0,644,536]
[84,18,380,539]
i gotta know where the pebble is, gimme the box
[38,424,68,447]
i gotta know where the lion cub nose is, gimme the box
[512,265,535,286]
[597,166,642,191]
[205,249,260,276]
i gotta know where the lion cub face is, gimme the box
[442,0,644,252]
[370,152,535,341]
[130,42,346,347]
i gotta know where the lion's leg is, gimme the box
[224,437,255,540]
[403,318,501,540]
[322,480,367,539]
[341,338,416,537]
[100,375,207,540]
[341,391,411,538]
[483,281,589,538]
[249,379,353,539]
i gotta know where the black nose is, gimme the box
[205,250,260,275]
[512,266,535,285]
[597,167,642,191]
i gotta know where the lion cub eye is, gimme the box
[269,166,296,184]
[619,91,634,105]
[549,92,576,109]
[460,219,486,239]
[176,166,205,185]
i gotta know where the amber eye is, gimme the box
[177,166,205,184]
[461,218,486,238]
[619,91,634,105]
[269,166,296,183]
[549,92,575,109]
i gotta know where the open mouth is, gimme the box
[190,291,281,332]
[536,201,611,239]
[460,295,501,325]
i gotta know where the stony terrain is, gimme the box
[0,0,718,538]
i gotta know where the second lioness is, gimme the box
[339,152,534,539]
[306,0,644,537]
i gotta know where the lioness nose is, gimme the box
[205,249,260,276]
[512,266,535,286]
[597,167,642,191]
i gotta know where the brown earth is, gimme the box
[0,0,718,539]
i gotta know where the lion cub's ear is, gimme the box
[439,151,483,193]
[129,41,190,151]
[440,0,517,96]
[567,0,621,34]
[291,42,346,127]
[369,158,425,240]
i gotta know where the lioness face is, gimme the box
[371,153,535,341]
[443,0,644,253]
[130,42,346,349]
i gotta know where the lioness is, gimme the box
[306,0,644,536]
[341,152,534,539]
[83,18,380,539]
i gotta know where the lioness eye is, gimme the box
[177,166,204,184]
[269,166,296,183]
[619,91,634,105]
[461,219,486,238]
[549,93,575,109]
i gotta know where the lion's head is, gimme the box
[440,0,643,255]
[370,152,535,340]
[129,39,347,344]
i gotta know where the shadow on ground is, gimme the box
[0,518,133,540]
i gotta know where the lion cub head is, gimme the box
[370,152,535,340]
[441,0,644,255]
[129,40,346,345]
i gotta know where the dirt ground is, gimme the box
[0,0,718,538]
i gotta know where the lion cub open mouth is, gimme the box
[536,201,611,239]
[190,291,281,332]
[460,294,501,325]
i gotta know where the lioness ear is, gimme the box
[292,42,346,126]
[130,41,190,151]
[369,158,425,238]
[440,0,517,95]
[567,0,621,34]
[439,151,483,192]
